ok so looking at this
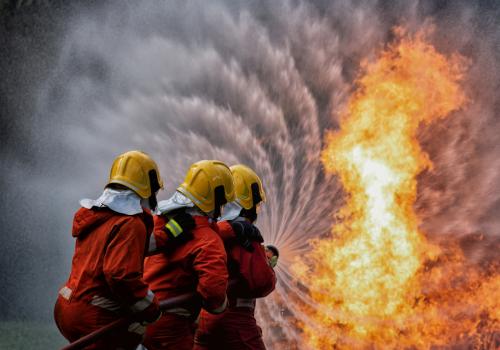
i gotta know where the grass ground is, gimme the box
[0,321,66,349]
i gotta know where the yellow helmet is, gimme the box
[230,164,266,210]
[177,160,235,214]
[108,150,164,199]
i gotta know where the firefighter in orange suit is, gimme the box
[142,160,234,350]
[54,151,169,350]
[194,164,278,350]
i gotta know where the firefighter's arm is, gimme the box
[217,219,264,251]
[193,232,229,314]
[251,243,277,297]
[148,214,196,255]
[215,220,237,241]
[266,245,279,268]
[103,217,159,321]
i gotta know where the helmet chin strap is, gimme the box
[140,197,151,211]
[212,206,222,219]
[150,192,158,211]
[141,194,158,212]
[212,185,227,219]
[206,206,221,220]
[240,206,258,223]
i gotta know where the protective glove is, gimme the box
[268,255,278,268]
[164,212,196,241]
[265,245,280,268]
[230,217,264,251]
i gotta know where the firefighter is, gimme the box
[142,160,234,350]
[54,150,183,350]
[194,164,278,350]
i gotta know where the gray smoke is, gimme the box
[1,0,499,348]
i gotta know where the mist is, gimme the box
[1,0,499,348]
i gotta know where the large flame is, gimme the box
[292,28,500,349]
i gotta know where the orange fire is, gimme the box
[292,27,500,349]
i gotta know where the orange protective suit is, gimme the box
[194,220,276,350]
[54,207,158,350]
[142,214,228,350]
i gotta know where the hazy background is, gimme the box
[1,0,499,348]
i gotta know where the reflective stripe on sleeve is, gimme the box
[235,298,256,309]
[90,295,122,312]
[127,322,147,335]
[164,307,191,317]
[165,219,183,237]
[130,290,155,313]
[59,286,73,300]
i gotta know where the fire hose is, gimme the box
[60,291,196,350]
[60,280,237,350]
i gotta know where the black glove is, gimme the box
[164,212,196,242]
[230,217,264,251]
